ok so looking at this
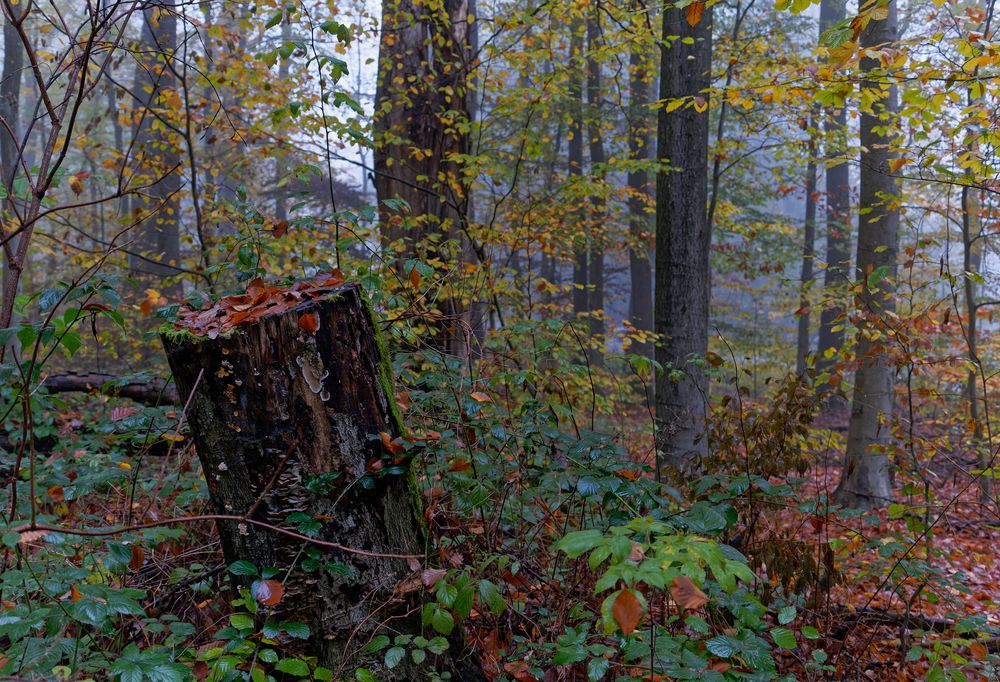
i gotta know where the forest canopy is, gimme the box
[0,0,998,680]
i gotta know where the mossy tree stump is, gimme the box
[161,283,464,678]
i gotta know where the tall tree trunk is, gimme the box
[797,136,818,376]
[373,0,472,356]
[834,0,900,509]
[568,22,588,319]
[585,7,605,366]
[129,2,182,296]
[655,0,713,471]
[0,14,23,355]
[816,0,851,372]
[962,182,989,502]
[162,284,480,679]
[627,0,653,359]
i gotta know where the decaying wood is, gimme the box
[161,283,479,679]
[42,372,179,405]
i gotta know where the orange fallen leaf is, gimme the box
[48,486,65,502]
[380,431,404,455]
[129,543,145,571]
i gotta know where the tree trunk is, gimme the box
[816,0,851,372]
[0,14,23,356]
[797,140,818,376]
[129,2,183,296]
[585,7,605,367]
[373,0,472,356]
[627,1,653,359]
[568,23,588,319]
[655,1,713,471]
[162,283,478,678]
[834,1,899,510]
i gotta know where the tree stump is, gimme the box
[161,282,470,679]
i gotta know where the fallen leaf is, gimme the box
[421,567,448,587]
[612,589,644,635]
[273,220,289,238]
[380,431,404,455]
[69,585,82,602]
[48,486,65,502]
[470,391,492,403]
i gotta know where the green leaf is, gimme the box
[587,657,611,681]
[426,636,449,655]
[411,648,426,664]
[706,635,741,658]
[771,627,797,649]
[801,626,821,640]
[355,669,377,682]
[430,606,454,635]
[384,647,406,669]
[228,560,258,576]
[314,667,334,681]
[453,585,474,620]
[282,620,310,639]
[265,10,283,28]
[478,580,505,615]
[777,605,796,625]
[363,635,391,653]
[274,658,310,677]
[556,529,605,558]
[230,613,254,631]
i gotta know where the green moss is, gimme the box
[362,293,404,432]
[158,322,239,344]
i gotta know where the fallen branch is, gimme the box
[41,372,179,405]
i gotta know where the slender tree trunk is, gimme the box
[162,284,480,679]
[797,135,818,376]
[585,7,605,366]
[627,1,653,358]
[834,0,900,509]
[816,0,851,371]
[568,22,588,319]
[0,14,23,354]
[655,0,713,471]
[129,2,182,296]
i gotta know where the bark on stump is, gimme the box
[161,283,469,679]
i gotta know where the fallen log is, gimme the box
[41,371,179,405]
[161,281,480,680]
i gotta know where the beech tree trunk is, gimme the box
[835,2,899,509]
[161,284,476,678]
[585,7,605,366]
[569,23,588,319]
[797,141,817,376]
[627,1,653,359]
[816,0,851,372]
[655,2,712,471]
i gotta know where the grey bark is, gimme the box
[627,1,653,358]
[655,1,712,471]
[129,1,182,295]
[834,1,900,509]
[816,0,851,371]
[585,8,605,366]
[797,142,818,376]
[568,23,588,318]
[1,14,23,353]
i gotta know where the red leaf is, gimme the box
[48,485,65,502]
[253,579,285,606]
[612,589,643,635]
[298,312,320,334]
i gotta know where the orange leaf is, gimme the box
[70,585,83,602]
[671,576,709,610]
[48,485,65,502]
[685,1,705,26]
[970,642,988,660]
[889,157,908,174]
[611,589,643,635]
[298,312,320,334]
[470,391,492,403]
[129,543,145,571]
[253,579,285,606]
[409,266,422,291]
[380,431,404,455]
[615,469,643,481]
[273,220,289,238]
